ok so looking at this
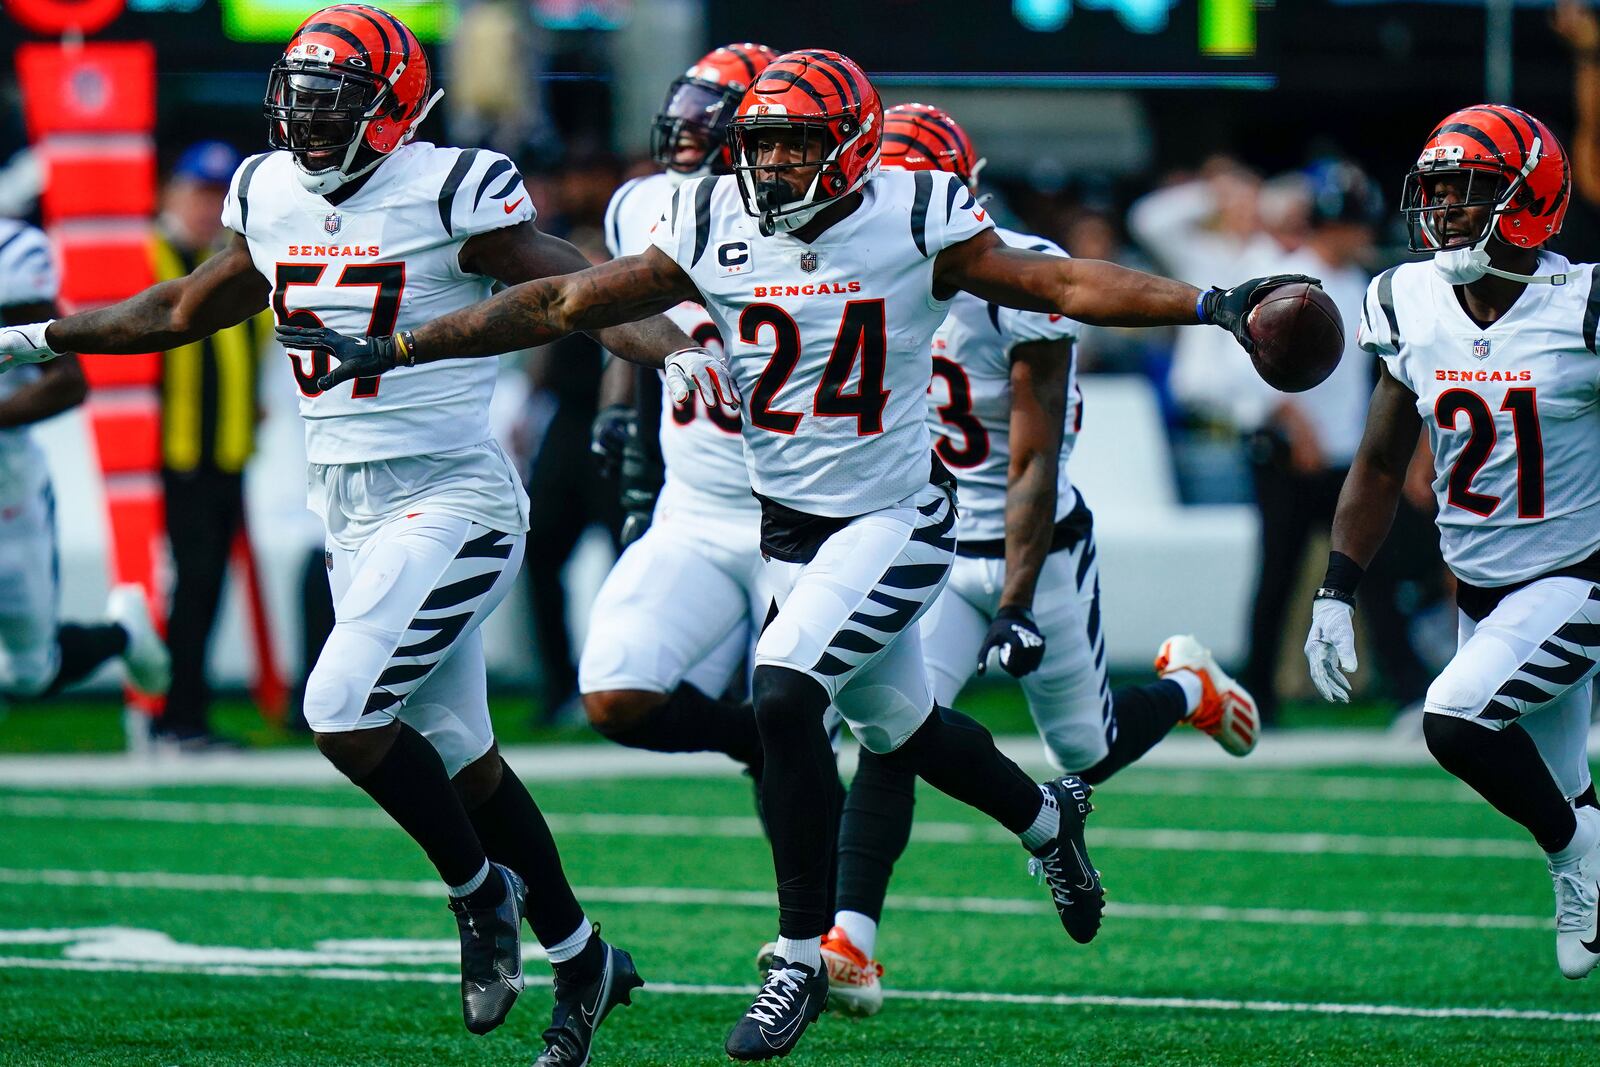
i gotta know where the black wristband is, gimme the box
[392,330,419,366]
[996,604,1036,624]
[1317,550,1364,603]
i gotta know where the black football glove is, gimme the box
[590,404,636,480]
[275,325,412,391]
[1198,274,1322,354]
[616,417,663,548]
[976,606,1046,678]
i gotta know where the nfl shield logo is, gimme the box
[1472,337,1491,360]
[799,250,818,274]
[324,212,342,236]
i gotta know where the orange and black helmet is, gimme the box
[1401,104,1570,253]
[650,43,780,175]
[264,4,441,192]
[880,103,983,192]
[726,49,883,234]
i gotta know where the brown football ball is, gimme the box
[1244,283,1345,392]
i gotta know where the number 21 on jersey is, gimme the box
[1436,386,1544,518]
[273,262,406,398]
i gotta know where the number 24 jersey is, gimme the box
[1358,252,1600,587]
[651,169,993,518]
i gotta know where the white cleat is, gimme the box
[755,925,884,1018]
[1552,811,1600,980]
[107,584,170,695]
[1155,634,1259,757]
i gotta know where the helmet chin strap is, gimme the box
[293,87,444,196]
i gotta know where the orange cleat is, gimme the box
[1154,635,1259,757]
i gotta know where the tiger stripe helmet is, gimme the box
[881,103,983,192]
[1402,104,1570,253]
[727,49,883,234]
[264,4,443,194]
[651,43,780,175]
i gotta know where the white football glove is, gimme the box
[0,320,59,374]
[664,346,741,411]
[1304,597,1358,703]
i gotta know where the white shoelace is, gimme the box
[747,967,806,1025]
[1028,851,1074,906]
[1552,863,1598,933]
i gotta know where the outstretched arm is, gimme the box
[459,222,695,365]
[411,245,697,365]
[934,229,1311,349]
[47,235,268,354]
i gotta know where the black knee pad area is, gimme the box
[1422,712,1494,764]
[751,665,830,739]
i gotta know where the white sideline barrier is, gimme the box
[33,371,1257,693]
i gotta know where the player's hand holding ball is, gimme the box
[0,321,59,374]
[1201,275,1344,392]
[664,346,741,412]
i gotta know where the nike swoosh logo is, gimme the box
[504,197,526,214]
[759,996,807,1048]
[973,209,988,222]
[580,954,613,1027]
[1070,841,1097,892]
[1583,883,1600,954]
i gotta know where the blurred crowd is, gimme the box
[13,0,1600,741]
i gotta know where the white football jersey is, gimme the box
[651,169,994,517]
[1358,252,1600,586]
[225,142,534,466]
[605,172,752,511]
[927,226,1080,543]
[0,220,57,504]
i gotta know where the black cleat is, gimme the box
[535,932,644,1067]
[725,956,827,1061]
[450,863,526,1034]
[1028,775,1104,944]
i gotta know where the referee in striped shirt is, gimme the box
[152,142,269,749]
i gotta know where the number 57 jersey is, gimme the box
[651,169,993,517]
[225,142,535,466]
[1358,252,1600,587]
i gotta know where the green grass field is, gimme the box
[0,696,1594,1066]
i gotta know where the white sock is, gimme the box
[544,915,593,963]
[1169,671,1204,716]
[775,935,821,971]
[833,910,878,960]
[446,860,491,898]
[1548,807,1600,867]
[1017,784,1060,851]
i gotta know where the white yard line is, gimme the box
[0,953,1592,1025]
[0,867,1549,931]
[0,794,1535,859]
[2,728,1570,789]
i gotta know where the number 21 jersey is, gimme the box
[651,169,993,517]
[224,142,534,466]
[1358,253,1600,586]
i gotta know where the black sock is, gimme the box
[553,931,604,985]
[1080,679,1190,785]
[600,683,764,772]
[465,760,586,950]
[1423,715,1577,853]
[348,723,490,889]
[879,705,1042,835]
[835,750,916,923]
[753,665,840,940]
[44,623,129,696]
[1577,783,1599,811]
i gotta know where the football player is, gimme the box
[578,44,779,779]
[0,7,703,1062]
[0,218,168,703]
[1304,104,1600,981]
[261,50,1303,1060]
[792,102,1259,1017]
